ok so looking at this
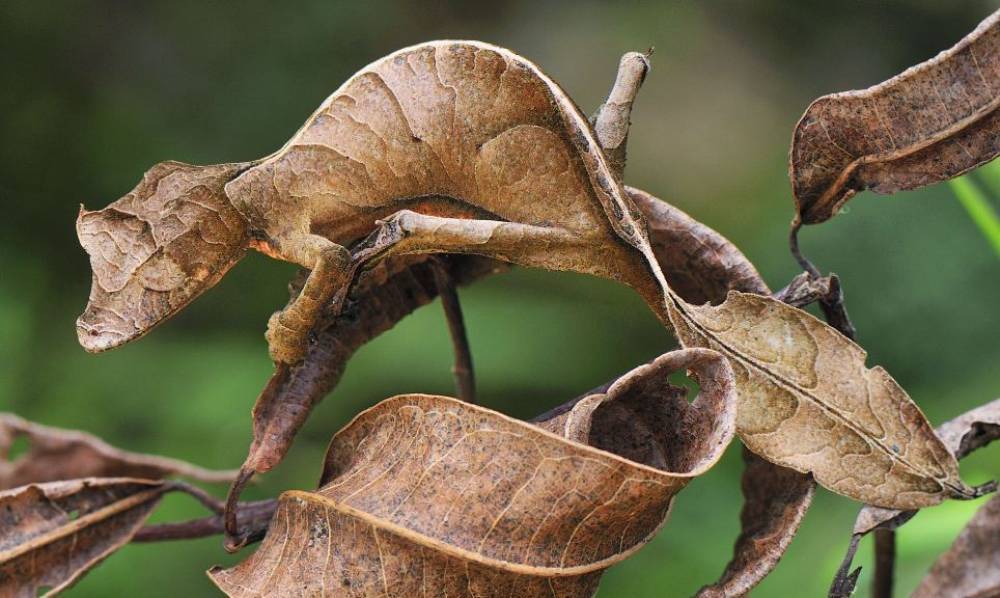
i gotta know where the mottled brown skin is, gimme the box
[77,42,659,366]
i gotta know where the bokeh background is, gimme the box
[2,1,999,595]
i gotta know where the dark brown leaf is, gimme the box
[790,9,1000,225]
[210,348,736,597]
[0,478,167,596]
[912,493,1000,598]
[697,448,815,598]
[0,413,236,490]
[628,187,769,303]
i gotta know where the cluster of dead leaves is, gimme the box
[2,8,998,597]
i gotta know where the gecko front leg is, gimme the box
[265,234,353,364]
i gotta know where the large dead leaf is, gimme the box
[628,187,769,302]
[0,478,168,596]
[852,398,999,538]
[790,9,1000,225]
[0,413,236,489]
[665,290,983,509]
[210,348,736,596]
[913,493,1000,598]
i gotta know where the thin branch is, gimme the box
[430,257,476,404]
[167,480,226,515]
[873,529,895,598]
[223,468,256,553]
[134,499,277,544]
[789,220,821,278]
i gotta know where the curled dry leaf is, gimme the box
[696,448,815,598]
[209,348,736,596]
[628,187,769,303]
[0,478,167,596]
[0,413,236,490]
[790,9,1000,225]
[830,398,1000,596]
[912,493,1000,598]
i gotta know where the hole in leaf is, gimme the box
[4,433,31,462]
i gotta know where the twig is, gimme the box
[430,257,477,404]
[789,220,821,278]
[223,468,256,553]
[873,529,895,598]
[134,499,277,544]
[167,480,226,515]
[829,533,863,598]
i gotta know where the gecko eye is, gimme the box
[76,161,250,352]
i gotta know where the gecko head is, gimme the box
[76,160,252,352]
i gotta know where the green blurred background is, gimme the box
[2,1,998,595]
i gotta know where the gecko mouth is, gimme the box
[76,161,251,352]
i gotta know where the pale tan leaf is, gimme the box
[667,292,981,509]
[913,493,1000,598]
[210,348,735,597]
[829,399,999,596]
[0,414,236,489]
[790,9,1000,225]
[0,478,167,596]
[852,398,1000,537]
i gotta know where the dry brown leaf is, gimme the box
[628,187,769,303]
[0,478,168,596]
[912,493,1000,598]
[0,413,236,490]
[830,399,999,596]
[696,448,815,598]
[790,9,1000,225]
[666,290,983,509]
[209,348,736,596]
[852,398,1000,538]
